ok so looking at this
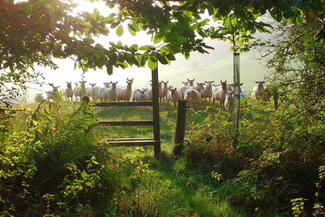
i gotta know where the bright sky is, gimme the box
[24,0,270,102]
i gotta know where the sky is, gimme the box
[23,0,272,102]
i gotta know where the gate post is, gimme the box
[174,100,187,144]
[152,64,161,158]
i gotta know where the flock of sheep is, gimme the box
[34,79,266,111]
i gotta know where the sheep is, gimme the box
[162,81,169,101]
[213,80,228,107]
[251,81,266,99]
[90,85,101,101]
[132,89,147,101]
[35,93,45,103]
[224,91,234,112]
[48,83,60,100]
[184,89,201,109]
[117,78,134,101]
[99,82,111,101]
[194,82,205,93]
[158,81,164,102]
[73,81,87,101]
[182,81,189,86]
[186,78,195,86]
[179,86,193,99]
[167,87,182,107]
[132,89,142,101]
[65,82,74,101]
[143,88,152,101]
[101,81,118,101]
[87,83,96,98]
[201,81,214,102]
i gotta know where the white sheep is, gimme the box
[179,86,193,99]
[184,89,201,109]
[167,87,182,107]
[87,83,96,98]
[90,85,101,101]
[186,78,195,86]
[117,78,134,101]
[101,82,118,101]
[74,81,87,101]
[158,81,164,102]
[99,82,111,101]
[213,80,228,107]
[143,88,152,101]
[201,81,214,102]
[224,91,234,112]
[132,89,147,101]
[35,93,45,103]
[65,82,74,101]
[251,81,265,99]
[162,81,169,102]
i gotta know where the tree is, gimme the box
[1,0,324,107]
[262,18,325,116]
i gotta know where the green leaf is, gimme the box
[128,24,137,36]
[81,170,88,179]
[154,32,163,44]
[166,53,175,61]
[106,64,113,75]
[148,57,158,70]
[116,25,124,36]
[157,53,168,64]
[224,17,231,28]
[295,16,302,25]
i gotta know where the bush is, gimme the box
[184,101,325,213]
[0,100,117,216]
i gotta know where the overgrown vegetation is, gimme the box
[0,100,118,216]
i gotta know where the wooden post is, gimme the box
[152,64,161,158]
[174,100,187,144]
[233,52,240,150]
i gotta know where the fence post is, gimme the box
[174,100,187,144]
[152,64,161,158]
[233,52,240,150]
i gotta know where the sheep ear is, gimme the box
[167,81,169,83]
[187,78,190,81]
[255,81,259,83]
[240,83,243,86]
[205,81,208,83]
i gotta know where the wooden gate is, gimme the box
[93,67,161,157]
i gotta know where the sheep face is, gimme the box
[66,82,72,88]
[255,81,265,88]
[220,80,227,91]
[187,79,195,86]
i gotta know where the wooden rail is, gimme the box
[95,101,153,107]
[98,120,154,126]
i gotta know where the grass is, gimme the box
[14,99,284,217]
[91,101,284,217]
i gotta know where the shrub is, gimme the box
[184,101,325,213]
[0,100,117,216]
